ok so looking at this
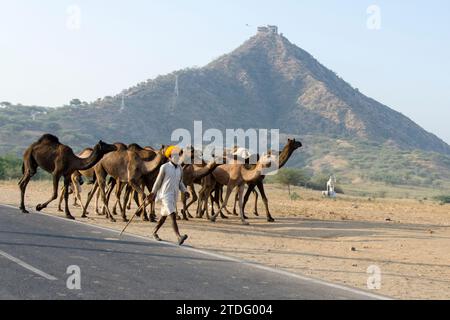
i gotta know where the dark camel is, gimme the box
[82,144,166,222]
[18,134,117,219]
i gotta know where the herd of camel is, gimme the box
[18,134,302,225]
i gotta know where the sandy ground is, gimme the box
[1,180,449,300]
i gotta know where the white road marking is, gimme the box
[0,249,58,281]
[1,204,390,299]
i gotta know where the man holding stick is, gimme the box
[148,146,189,245]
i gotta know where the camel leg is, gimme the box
[121,186,133,222]
[220,186,234,216]
[128,180,149,222]
[209,193,215,219]
[127,190,133,210]
[232,191,238,216]
[143,179,157,222]
[237,184,249,225]
[252,189,259,216]
[19,156,39,214]
[36,173,61,211]
[19,172,34,214]
[185,185,197,218]
[96,175,116,222]
[58,186,65,212]
[218,188,228,220]
[180,192,189,221]
[112,182,125,216]
[82,182,98,217]
[133,189,142,217]
[211,184,234,222]
[196,184,206,218]
[204,185,216,220]
[95,185,102,214]
[116,181,125,214]
[63,176,75,220]
[72,175,83,207]
[102,178,116,216]
[257,181,274,222]
[242,183,256,216]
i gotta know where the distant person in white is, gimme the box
[149,146,189,245]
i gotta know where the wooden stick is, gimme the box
[119,196,152,237]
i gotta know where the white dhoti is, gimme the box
[159,193,178,217]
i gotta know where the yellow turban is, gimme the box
[165,146,181,158]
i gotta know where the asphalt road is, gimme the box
[0,204,387,300]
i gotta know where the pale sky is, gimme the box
[1,0,449,143]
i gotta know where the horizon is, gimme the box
[1,1,449,144]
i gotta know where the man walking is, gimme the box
[149,146,189,245]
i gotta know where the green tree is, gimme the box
[70,98,82,106]
[274,168,308,195]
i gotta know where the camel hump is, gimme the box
[128,143,144,151]
[37,134,60,144]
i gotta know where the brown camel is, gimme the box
[18,134,117,219]
[199,139,302,222]
[79,143,129,217]
[241,138,302,222]
[110,144,165,221]
[81,144,166,222]
[209,152,277,225]
[179,148,220,220]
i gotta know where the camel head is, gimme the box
[287,138,303,151]
[94,141,118,155]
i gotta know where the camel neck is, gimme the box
[241,162,264,182]
[279,145,294,169]
[192,161,217,180]
[75,147,101,171]
[143,153,165,174]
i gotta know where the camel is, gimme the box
[110,144,165,221]
[179,148,221,220]
[18,134,117,219]
[209,152,278,225]
[198,139,302,222]
[241,138,303,222]
[81,144,167,222]
[104,144,157,217]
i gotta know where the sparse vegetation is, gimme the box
[271,168,308,195]
[434,195,450,204]
[0,155,50,180]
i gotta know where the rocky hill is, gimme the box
[1,27,449,187]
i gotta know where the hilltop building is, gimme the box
[257,25,278,35]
